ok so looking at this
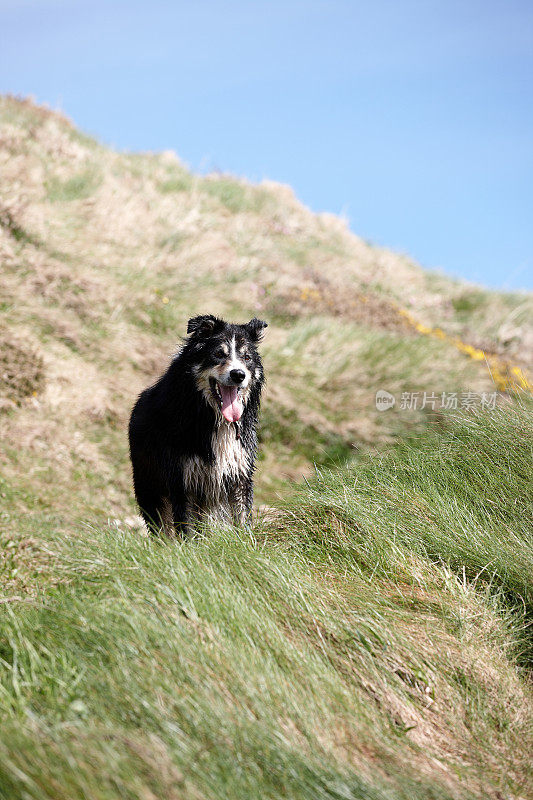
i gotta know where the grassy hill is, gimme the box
[0,96,532,799]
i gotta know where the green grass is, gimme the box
[278,403,533,625]
[158,175,193,193]
[259,406,354,469]
[277,234,340,266]
[356,330,478,387]
[0,206,41,248]
[46,169,102,202]
[1,406,532,799]
[451,290,489,315]
[158,231,190,251]
[201,177,270,214]
[127,296,179,335]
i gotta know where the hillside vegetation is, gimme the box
[1,96,532,799]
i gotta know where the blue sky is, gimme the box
[1,0,532,289]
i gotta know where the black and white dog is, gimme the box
[128,314,267,537]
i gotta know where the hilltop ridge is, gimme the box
[1,94,531,513]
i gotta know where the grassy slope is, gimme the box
[1,406,532,800]
[1,95,532,510]
[1,97,532,798]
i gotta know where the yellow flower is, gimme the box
[394,305,531,395]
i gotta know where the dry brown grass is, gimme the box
[0,94,532,517]
[0,331,45,406]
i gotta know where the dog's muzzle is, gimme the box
[209,377,244,422]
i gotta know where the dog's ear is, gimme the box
[244,318,268,343]
[187,314,220,337]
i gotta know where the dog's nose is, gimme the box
[230,369,245,384]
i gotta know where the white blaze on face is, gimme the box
[215,338,248,387]
[194,337,254,424]
[217,337,251,424]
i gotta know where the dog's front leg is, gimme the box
[243,476,254,527]
[232,477,253,528]
[169,483,189,538]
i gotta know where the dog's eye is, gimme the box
[243,352,252,363]
[214,347,226,360]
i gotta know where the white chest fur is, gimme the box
[182,422,248,505]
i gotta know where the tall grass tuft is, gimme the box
[277,403,533,623]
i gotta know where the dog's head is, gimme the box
[185,315,267,422]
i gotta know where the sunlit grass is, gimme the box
[1,407,532,799]
[46,169,102,202]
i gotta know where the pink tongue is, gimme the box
[219,385,243,423]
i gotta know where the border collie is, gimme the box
[128,314,267,537]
